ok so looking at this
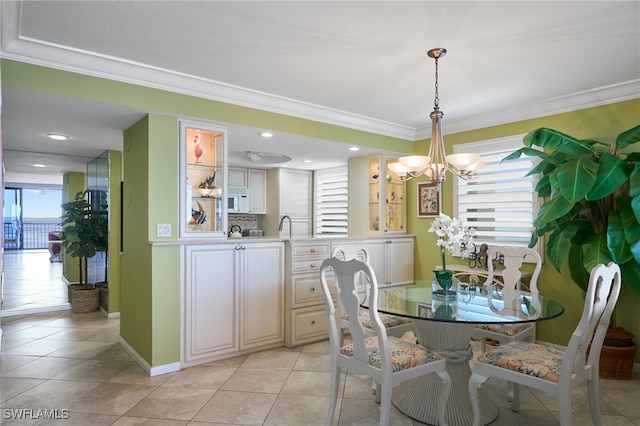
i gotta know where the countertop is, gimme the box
[150,234,415,246]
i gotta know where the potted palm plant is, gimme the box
[60,190,108,313]
[505,123,640,378]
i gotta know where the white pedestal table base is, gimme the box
[391,322,498,426]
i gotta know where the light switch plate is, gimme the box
[157,223,171,237]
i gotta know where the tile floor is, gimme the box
[1,250,69,313]
[1,250,639,425]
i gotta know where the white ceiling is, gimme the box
[1,1,639,185]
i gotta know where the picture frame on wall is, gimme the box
[417,182,440,217]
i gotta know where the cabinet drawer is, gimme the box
[291,306,329,344]
[292,271,335,306]
[291,258,325,274]
[291,242,331,258]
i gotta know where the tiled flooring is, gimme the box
[1,250,69,313]
[1,251,639,425]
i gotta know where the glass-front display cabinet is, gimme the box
[179,120,227,238]
[348,154,406,235]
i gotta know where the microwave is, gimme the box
[228,189,249,213]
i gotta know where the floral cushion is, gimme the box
[342,310,412,330]
[475,323,533,336]
[476,340,564,383]
[340,336,443,372]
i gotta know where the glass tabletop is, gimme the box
[362,280,564,324]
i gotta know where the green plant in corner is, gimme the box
[504,124,640,295]
[60,190,109,285]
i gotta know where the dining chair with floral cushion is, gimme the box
[320,256,451,426]
[331,245,414,346]
[471,246,542,352]
[468,262,621,426]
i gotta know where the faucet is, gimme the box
[278,215,292,239]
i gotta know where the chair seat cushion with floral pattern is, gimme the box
[475,323,533,336]
[340,336,443,372]
[342,310,412,330]
[476,340,564,383]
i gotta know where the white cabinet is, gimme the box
[248,169,267,214]
[284,240,332,347]
[228,167,248,188]
[365,237,414,286]
[179,120,227,238]
[348,154,406,236]
[265,169,312,237]
[183,242,284,366]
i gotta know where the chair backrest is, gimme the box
[486,246,542,315]
[562,262,621,383]
[320,257,391,363]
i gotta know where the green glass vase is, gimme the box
[433,269,457,300]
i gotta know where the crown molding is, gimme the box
[415,80,640,140]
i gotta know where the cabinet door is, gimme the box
[386,238,414,285]
[364,239,387,284]
[280,169,311,217]
[241,243,284,349]
[248,169,266,214]
[180,120,227,238]
[184,245,238,364]
[228,167,248,188]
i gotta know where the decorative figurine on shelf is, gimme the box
[468,243,489,270]
[199,172,216,189]
[194,133,203,163]
[190,201,207,226]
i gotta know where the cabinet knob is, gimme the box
[311,320,316,325]
[310,248,315,253]
[310,287,315,292]
[235,245,242,250]
[241,246,246,250]
[310,263,316,268]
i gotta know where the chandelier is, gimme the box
[388,48,484,184]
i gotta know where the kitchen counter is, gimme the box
[150,234,415,246]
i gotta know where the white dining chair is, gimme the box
[468,262,621,426]
[471,246,542,352]
[331,246,414,346]
[320,256,450,426]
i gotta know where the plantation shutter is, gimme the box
[315,166,348,236]
[453,135,540,252]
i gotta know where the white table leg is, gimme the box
[392,321,498,426]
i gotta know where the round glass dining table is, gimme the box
[361,280,564,426]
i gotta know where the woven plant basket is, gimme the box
[599,344,636,380]
[71,286,99,313]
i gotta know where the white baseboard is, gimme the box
[118,336,181,377]
[99,307,120,319]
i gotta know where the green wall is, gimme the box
[61,171,85,284]
[407,98,640,360]
[107,150,122,313]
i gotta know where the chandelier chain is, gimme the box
[433,56,440,110]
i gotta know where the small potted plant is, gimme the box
[60,190,108,313]
[428,213,476,299]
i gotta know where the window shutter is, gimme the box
[315,166,348,236]
[454,135,541,252]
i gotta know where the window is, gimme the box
[315,166,348,236]
[453,135,541,253]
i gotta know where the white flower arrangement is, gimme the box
[428,213,476,270]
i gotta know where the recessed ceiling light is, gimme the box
[32,163,46,168]
[259,131,274,138]
[349,147,360,151]
[303,160,312,163]
[47,133,68,140]
[281,164,289,167]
